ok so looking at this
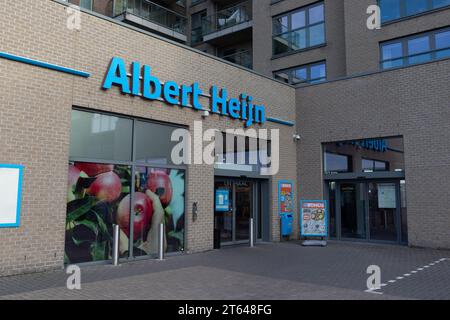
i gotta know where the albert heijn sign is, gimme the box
[102,57,266,127]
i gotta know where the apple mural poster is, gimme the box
[65,162,185,264]
[0,165,23,227]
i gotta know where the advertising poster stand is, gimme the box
[300,200,328,247]
[278,181,294,240]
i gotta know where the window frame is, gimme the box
[380,26,450,70]
[378,0,450,24]
[272,1,326,56]
[273,60,327,85]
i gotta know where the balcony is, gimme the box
[114,0,188,42]
[202,1,253,45]
[220,50,252,69]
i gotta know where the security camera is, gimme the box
[202,110,210,118]
[293,134,302,141]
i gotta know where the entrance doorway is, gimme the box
[328,180,407,244]
[214,178,264,245]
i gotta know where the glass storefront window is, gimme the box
[70,110,133,161]
[66,110,186,264]
[65,162,131,264]
[134,120,181,165]
[324,152,352,174]
[323,137,405,174]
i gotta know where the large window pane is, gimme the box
[433,0,450,8]
[324,137,405,174]
[291,11,305,30]
[273,16,288,34]
[308,4,324,24]
[292,68,307,84]
[132,167,185,256]
[134,120,181,166]
[435,30,450,59]
[405,0,429,16]
[310,63,326,83]
[309,23,325,47]
[65,163,131,264]
[408,36,431,64]
[380,0,401,22]
[70,110,133,161]
[273,33,290,54]
[291,29,307,50]
[324,152,351,174]
[381,42,404,69]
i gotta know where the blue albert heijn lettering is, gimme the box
[102,57,266,127]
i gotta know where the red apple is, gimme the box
[74,162,114,177]
[68,165,81,188]
[86,171,122,203]
[147,170,173,207]
[117,193,153,241]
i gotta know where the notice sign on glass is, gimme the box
[378,183,396,209]
[215,189,230,212]
[0,164,23,228]
[300,200,328,237]
[278,180,294,216]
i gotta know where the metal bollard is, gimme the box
[249,218,254,248]
[158,223,164,261]
[112,224,120,266]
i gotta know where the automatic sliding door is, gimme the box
[368,182,398,242]
[214,181,233,243]
[235,181,252,241]
[340,182,366,239]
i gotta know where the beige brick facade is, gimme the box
[0,0,297,276]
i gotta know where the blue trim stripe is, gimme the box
[0,164,24,228]
[267,117,295,127]
[0,51,90,78]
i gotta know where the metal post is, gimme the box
[249,218,254,248]
[158,223,164,261]
[112,224,120,266]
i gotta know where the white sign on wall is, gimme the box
[0,164,24,227]
[378,183,396,209]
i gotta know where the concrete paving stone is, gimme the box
[0,241,448,300]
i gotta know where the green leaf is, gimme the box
[168,231,184,247]
[121,186,130,194]
[90,241,107,261]
[94,211,112,241]
[66,197,97,223]
[64,252,70,264]
[76,220,99,237]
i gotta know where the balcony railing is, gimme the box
[221,50,252,69]
[202,1,252,36]
[114,0,188,35]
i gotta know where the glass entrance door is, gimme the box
[368,182,398,242]
[214,178,259,245]
[235,181,252,241]
[330,180,405,244]
[340,182,366,239]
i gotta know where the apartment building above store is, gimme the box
[344,0,450,76]
[64,0,189,43]
[188,0,254,69]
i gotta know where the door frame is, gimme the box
[214,177,262,245]
[329,179,406,245]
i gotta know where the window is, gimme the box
[362,159,389,172]
[191,10,206,44]
[274,61,326,85]
[66,109,186,264]
[380,27,450,70]
[324,153,352,174]
[79,0,93,10]
[323,137,405,175]
[272,2,325,55]
[379,0,450,23]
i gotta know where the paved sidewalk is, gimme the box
[0,241,449,300]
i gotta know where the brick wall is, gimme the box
[296,59,450,249]
[0,0,297,276]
